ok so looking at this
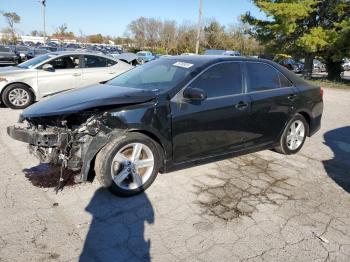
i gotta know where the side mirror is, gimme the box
[183,87,207,101]
[42,63,55,72]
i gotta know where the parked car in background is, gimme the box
[113,52,140,66]
[204,49,241,56]
[9,45,31,63]
[0,45,19,66]
[0,51,133,109]
[136,51,155,63]
[26,48,51,59]
[278,58,303,73]
[313,59,326,73]
[7,56,323,196]
[342,59,350,71]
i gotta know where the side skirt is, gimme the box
[163,142,277,173]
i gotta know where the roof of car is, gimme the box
[161,55,272,69]
[163,55,311,87]
[47,51,118,60]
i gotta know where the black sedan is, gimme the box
[0,45,19,66]
[7,56,323,196]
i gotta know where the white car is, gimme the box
[0,51,133,109]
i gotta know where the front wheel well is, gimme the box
[129,129,166,172]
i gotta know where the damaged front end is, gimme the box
[7,112,118,183]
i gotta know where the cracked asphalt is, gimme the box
[1,88,350,262]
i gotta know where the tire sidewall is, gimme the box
[2,84,34,109]
[99,134,160,197]
[281,114,309,155]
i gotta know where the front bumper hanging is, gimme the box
[7,126,69,148]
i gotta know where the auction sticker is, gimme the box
[173,62,194,68]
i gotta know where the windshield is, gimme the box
[108,59,195,91]
[17,54,54,69]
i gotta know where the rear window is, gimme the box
[246,63,281,92]
[190,62,242,98]
[279,72,293,87]
[84,55,110,68]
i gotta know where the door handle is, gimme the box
[72,73,81,76]
[288,94,297,101]
[235,101,249,110]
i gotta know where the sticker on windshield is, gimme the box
[173,61,194,68]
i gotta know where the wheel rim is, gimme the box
[8,88,30,106]
[286,120,305,150]
[110,143,154,190]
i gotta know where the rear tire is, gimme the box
[2,84,34,109]
[275,114,309,155]
[95,133,160,197]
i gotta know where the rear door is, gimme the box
[171,62,251,163]
[82,55,117,85]
[37,54,83,96]
[243,62,297,147]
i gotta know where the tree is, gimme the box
[203,19,227,50]
[30,30,45,37]
[52,23,75,43]
[160,20,177,54]
[87,34,104,44]
[176,22,198,54]
[128,17,147,49]
[243,0,350,80]
[2,12,21,44]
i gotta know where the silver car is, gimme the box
[0,51,133,109]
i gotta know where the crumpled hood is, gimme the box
[21,83,156,118]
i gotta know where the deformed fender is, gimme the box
[75,129,126,183]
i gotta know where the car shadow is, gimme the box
[79,188,154,262]
[22,164,154,260]
[323,126,350,193]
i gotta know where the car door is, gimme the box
[171,62,251,163]
[82,55,116,85]
[243,62,297,147]
[37,54,83,96]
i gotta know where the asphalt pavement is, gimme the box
[0,88,350,262]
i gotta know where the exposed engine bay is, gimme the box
[7,112,121,184]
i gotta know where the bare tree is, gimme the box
[128,17,147,49]
[160,20,177,54]
[177,22,197,54]
[1,12,21,44]
[145,18,162,50]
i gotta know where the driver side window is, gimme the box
[44,55,80,70]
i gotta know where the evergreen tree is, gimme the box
[243,0,350,80]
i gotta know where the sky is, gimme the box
[0,0,266,37]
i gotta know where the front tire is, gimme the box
[95,133,160,197]
[275,114,309,155]
[2,84,34,109]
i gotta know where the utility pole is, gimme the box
[195,0,202,55]
[40,0,46,44]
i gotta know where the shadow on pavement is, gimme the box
[80,188,154,262]
[323,126,350,193]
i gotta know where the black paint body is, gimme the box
[17,56,323,175]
